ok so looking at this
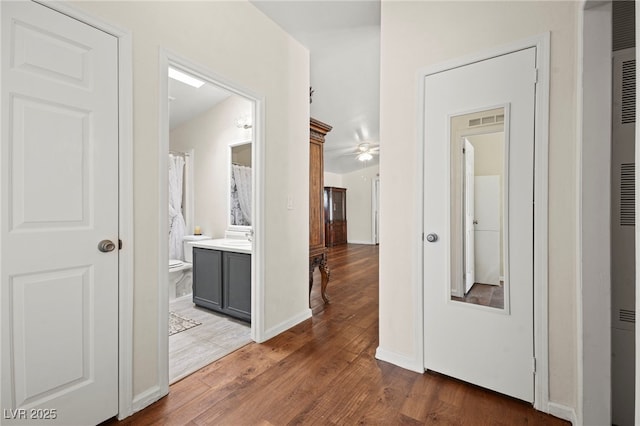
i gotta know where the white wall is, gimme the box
[341,165,379,244]
[378,0,579,415]
[324,171,343,187]
[170,95,252,239]
[71,0,310,407]
[581,3,612,424]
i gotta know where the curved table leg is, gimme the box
[319,255,330,304]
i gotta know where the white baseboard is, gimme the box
[131,385,166,415]
[347,240,375,245]
[547,402,577,425]
[260,308,312,342]
[375,346,423,373]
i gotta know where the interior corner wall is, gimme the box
[379,0,579,413]
[170,95,252,240]
[70,0,310,406]
[341,165,379,244]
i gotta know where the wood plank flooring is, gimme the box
[107,244,568,425]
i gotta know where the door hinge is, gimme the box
[533,68,539,84]
[118,239,123,250]
[532,357,537,374]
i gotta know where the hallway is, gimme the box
[107,244,567,425]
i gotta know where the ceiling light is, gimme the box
[358,143,370,152]
[168,67,205,88]
[357,152,373,162]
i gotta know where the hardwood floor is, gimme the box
[107,244,568,425]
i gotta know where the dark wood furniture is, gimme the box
[193,247,251,322]
[309,118,332,306]
[324,187,347,247]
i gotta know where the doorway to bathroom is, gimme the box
[159,53,263,386]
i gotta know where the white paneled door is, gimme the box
[1,2,119,424]
[423,48,536,402]
[463,138,475,294]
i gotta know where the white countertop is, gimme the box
[188,238,252,254]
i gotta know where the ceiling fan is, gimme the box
[353,142,379,162]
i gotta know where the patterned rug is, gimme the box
[169,311,201,336]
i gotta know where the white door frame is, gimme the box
[158,49,266,396]
[371,176,380,245]
[25,0,135,420]
[417,33,550,410]
[577,2,613,425]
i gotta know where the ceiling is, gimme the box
[169,76,231,130]
[251,0,381,174]
[169,1,381,174]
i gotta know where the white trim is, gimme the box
[32,1,136,420]
[532,32,551,414]
[261,309,312,343]
[374,348,423,374]
[371,177,380,245]
[547,402,578,425]
[158,49,266,388]
[131,385,164,414]
[415,33,550,410]
[158,52,171,400]
[251,93,266,343]
[347,240,375,245]
[577,2,613,425]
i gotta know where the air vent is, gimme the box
[620,163,635,226]
[468,113,504,128]
[619,309,636,324]
[613,0,635,51]
[621,60,635,124]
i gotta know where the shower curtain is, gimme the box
[169,154,186,260]
[231,164,252,226]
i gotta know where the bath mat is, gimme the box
[169,311,201,336]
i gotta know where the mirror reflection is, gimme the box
[230,142,252,227]
[450,107,506,309]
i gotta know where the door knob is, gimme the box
[98,239,116,253]
[426,233,438,243]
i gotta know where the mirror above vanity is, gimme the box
[229,140,252,229]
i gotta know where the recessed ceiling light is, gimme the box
[168,67,205,89]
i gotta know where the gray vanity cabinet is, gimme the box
[223,252,251,322]
[192,247,222,311]
[192,247,251,322]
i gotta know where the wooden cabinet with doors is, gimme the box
[324,187,347,246]
[309,118,332,306]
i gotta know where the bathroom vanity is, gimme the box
[190,239,251,322]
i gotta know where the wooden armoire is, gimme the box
[324,187,347,247]
[309,118,332,305]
